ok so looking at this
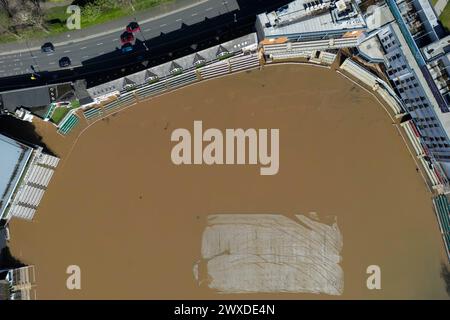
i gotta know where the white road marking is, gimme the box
[192,13,198,16]
[206,7,213,11]
[144,28,151,32]
[64,50,71,53]
[160,24,167,27]
[97,42,103,46]
[80,46,87,50]
[49,62,55,65]
[13,59,20,62]
[83,56,89,59]
[176,18,182,22]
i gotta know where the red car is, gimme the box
[126,22,141,33]
[120,31,134,44]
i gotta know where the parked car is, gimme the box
[121,43,134,53]
[126,22,141,33]
[120,31,134,44]
[58,56,71,68]
[41,42,55,53]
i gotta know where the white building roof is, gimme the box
[0,134,33,219]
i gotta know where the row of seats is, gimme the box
[340,58,378,88]
[433,195,450,259]
[8,204,36,220]
[135,81,168,99]
[58,114,80,135]
[14,185,45,208]
[230,54,260,72]
[199,61,230,79]
[25,164,54,188]
[38,154,60,168]
[83,107,102,120]
[166,71,198,89]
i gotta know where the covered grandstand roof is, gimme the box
[87,33,258,99]
[0,134,33,220]
[193,53,206,65]
[0,86,50,114]
[169,61,183,73]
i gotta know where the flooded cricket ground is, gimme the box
[8,64,450,299]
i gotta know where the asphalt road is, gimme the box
[0,0,239,77]
[0,0,290,91]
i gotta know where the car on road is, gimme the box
[121,43,134,53]
[126,22,141,33]
[41,42,55,53]
[58,56,71,68]
[120,31,135,44]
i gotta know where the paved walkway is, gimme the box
[434,0,448,16]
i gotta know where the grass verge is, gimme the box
[0,0,173,44]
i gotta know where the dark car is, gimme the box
[121,43,134,53]
[120,31,134,44]
[58,56,71,68]
[41,42,55,53]
[126,22,141,33]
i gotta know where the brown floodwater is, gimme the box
[9,64,449,299]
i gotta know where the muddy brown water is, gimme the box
[9,64,449,299]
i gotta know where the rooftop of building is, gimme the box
[358,34,385,62]
[422,35,450,61]
[257,0,366,38]
[0,82,74,118]
[0,134,33,220]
